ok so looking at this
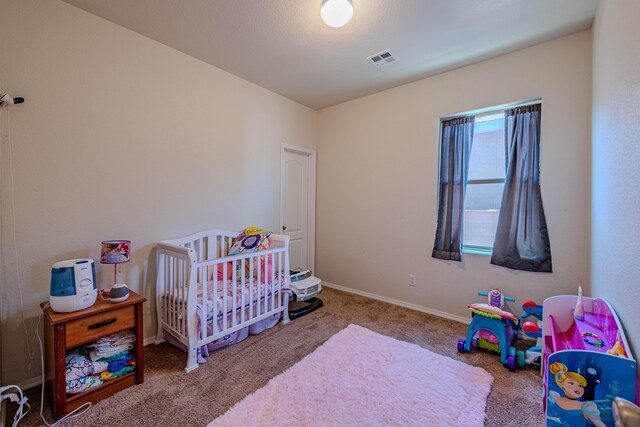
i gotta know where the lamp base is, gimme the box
[109,283,130,303]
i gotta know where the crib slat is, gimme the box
[173,258,177,333]
[179,258,183,335]
[184,259,189,336]
[182,258,187,337]
[183,258,188,337]
[223,259,228,331]
[164,256,169,327]
[267,253,271,312]
[167,257,172,329]
[176,257,180,335]
[176,259,184,334]
[257,254,262,317]
[241,261,246,324]
[270,253,275,312]
[232,259,237,327]
[163,256,167,327]
[213,264,218,336]
[179,258,184,336]
[169,258,179,330]
[277,251,282,309]
[172,257,177,333]
[200,264,207,341]
[249,256,254,319]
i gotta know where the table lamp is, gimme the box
[100,240,131,302]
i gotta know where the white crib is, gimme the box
[155,229,290,372]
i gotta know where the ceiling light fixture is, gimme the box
[321,0,353,28]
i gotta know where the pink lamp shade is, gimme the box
[100,240,131,264]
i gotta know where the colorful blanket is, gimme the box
[101,359,135,381]
[87,329,136,361]
[66,375,103,394]
[65,349,108,381]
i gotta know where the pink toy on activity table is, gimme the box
[542,287,637,427]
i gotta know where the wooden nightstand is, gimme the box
[41,290,146,420]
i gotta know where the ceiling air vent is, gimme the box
[367,49,399,69]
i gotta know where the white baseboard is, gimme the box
[18,375,42,391]
[322,282,471,325]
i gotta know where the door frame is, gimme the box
[280,144,316,273]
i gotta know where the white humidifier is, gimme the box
[49,259,97,313]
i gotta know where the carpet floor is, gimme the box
[9,287,544,426]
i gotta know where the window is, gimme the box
[463,112,507,252]
[434,99,548,267]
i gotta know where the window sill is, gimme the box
[462,247,493,256]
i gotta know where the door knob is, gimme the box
[282,225,287,232]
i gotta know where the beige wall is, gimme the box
[317,31,592,320]
[591,0,640,360]
[0,0,316,385]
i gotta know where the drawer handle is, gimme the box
[88,318,117,330]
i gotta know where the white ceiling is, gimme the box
[61,0,598,110]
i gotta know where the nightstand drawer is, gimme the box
[66,305,135,348]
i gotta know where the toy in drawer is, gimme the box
[542,295,637,427]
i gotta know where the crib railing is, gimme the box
[155,231,290,372]
[155,241,198,345]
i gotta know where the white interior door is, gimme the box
[281,146,315,272]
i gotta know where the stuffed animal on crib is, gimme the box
[211,227,274,282]
[457,288,522,372]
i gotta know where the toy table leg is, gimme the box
[465,315,511,366]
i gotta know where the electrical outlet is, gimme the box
[408,274,416,287]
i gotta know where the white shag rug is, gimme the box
[210,324,493,427]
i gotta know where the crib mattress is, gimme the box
[199,278,282,322]
[163,277,282,323]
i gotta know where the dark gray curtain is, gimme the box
[432,116,474,261]
[491,104,552,272]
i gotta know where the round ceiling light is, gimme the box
[321,0,354,28]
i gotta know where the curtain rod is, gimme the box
[439,98,542,121]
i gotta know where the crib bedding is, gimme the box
[198,277,282,322]
[162,277,283,322]
[164,311,280,362]
[163,278,282,363]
